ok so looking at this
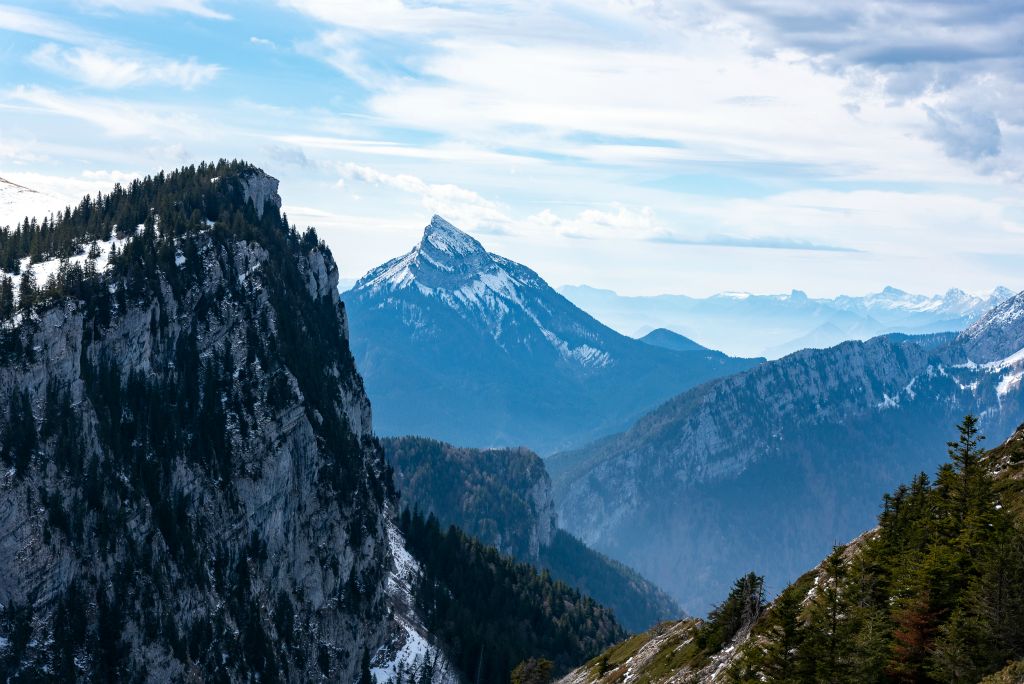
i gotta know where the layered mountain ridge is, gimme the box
[558,422,1024,683]
[561,283,1014,358]
[551,300,1024,613]
[382,436,682,632]
[344,217,761,454]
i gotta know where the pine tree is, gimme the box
[0,274,13,319]
[802,548,854,683]
[17,265,36,309]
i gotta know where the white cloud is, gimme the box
[529,205,665,240]
[339,162,512,232]
[82,0,230,20]
[277,0,470,34]
[0,5,93,42]
[30,43,222,90]
[4,85,204,138]
[250,36,277,49]
[280,1,1023,182]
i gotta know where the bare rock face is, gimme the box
[0,163,451,682]
[239,169,282,218]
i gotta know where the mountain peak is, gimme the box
[992,286,1015,300]
[956,288,1024,364]
[420,215,486,257]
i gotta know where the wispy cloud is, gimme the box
[4,85,203,138]
[339,162,512,232]
[29,43,222,90]
[81,0,230,20]
[250,36,276,49]
[528,204,858,251]
[0,4,94,43]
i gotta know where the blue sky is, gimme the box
[1,0,1022,296]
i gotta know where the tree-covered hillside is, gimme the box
[560,417,1024,684]
[0,161,407,681]
[400,509,625,684]
[385,436,556,560]
[383,436,682,633]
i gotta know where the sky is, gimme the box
[0,0,1022,297]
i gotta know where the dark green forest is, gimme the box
[399,508,625,684]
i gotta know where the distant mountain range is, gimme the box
[342,216,760,454]
[560,284,1015,359]
[550,290,1024,614]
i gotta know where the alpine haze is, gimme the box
[551,291,1024,613]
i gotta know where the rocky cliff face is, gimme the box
[952,289,1024,365]
[0,163,451,682]
[551,320,1024,614]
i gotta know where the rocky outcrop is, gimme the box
[238,169,281,218]
[0,163,451,682]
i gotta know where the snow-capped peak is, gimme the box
[955,289,1024,364]
[355,216,498,293]
[992,286,1015,300]
[420,215,486,257]
[350,215,614,369]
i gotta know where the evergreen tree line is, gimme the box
[726,415,1024,683]
[0,159,269,270]
[399,508,626,684]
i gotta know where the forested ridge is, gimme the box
[0,161,400,681]
[399,508,625,684]
[566,417,1024,684]
[384,436,682,633]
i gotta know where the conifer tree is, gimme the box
[17,265,36,309]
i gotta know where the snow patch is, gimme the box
[997,371,1022,398]
[985,346,1024,371]
[372,520,456,684]
[876,393,899,410]
[903,377,917,400]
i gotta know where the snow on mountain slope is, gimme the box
[956,289,1024,365]
[0,176,64,228]
[355,215,596,364]
[344,216,761,453]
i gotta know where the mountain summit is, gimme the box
[360,215,494,293]
[344,217,760,453]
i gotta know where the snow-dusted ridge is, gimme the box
[353,215,613,369]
